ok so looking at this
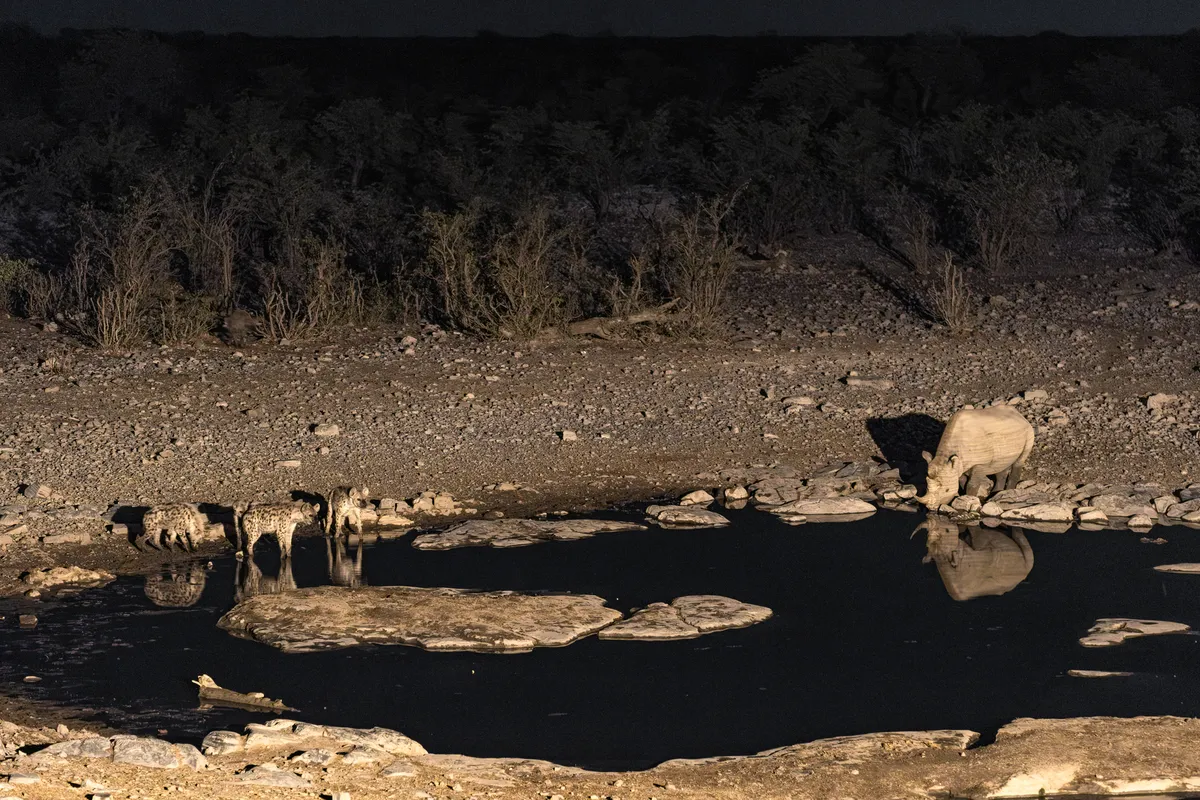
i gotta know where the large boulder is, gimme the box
[645,505,730,528]
[218,586,624,653]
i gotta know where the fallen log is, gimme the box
[193,674,296,713]
[566,298,681,340]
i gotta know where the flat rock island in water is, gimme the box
[218,586,624,653]
[599,595,773,640]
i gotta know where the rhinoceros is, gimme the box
[917,517,1034,601]
[915,406,1035,511]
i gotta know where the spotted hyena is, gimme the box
[325,485,369,538]
[141,503,208,551]
[235,500,316,559]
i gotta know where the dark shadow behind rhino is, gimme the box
[866,414,946,487]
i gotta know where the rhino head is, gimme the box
[915,450,963,511]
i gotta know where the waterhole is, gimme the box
[3,507,1200,770]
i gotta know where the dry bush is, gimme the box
[606,253,656,319]
[487,205,568,338]
[422,203,570,338]
[18,270,63,321]
[884,187,938,274]
[257,234,360,342]
[69,192,179,348]
[153,289,217,345]
[0,256,34,314]
[172,173,241,310]
[926,253,974,335]
[949,150,1076,272]
[656,195,742,334]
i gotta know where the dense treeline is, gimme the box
[1,25,1199,344]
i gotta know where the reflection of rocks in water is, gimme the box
[143,564,207,608]
[327,537,365,588]
[411,518,646,551]
[235,557,296,604]
[218,586,624,653]
[918,517,1033,602]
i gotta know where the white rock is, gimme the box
[679,490,715,506]
[645,505,730,528]
[979,501,1004,518]
[950,495,981,513]
[312,423,340,437]
[723,485,749,502]
[1077,508,1108,524]
[767,497,876,516]
[1153,563,1200,574]
[1128,514,1155,529]
[999,503,1074,523]
[1146,393,1177,411]
[558,430,577,442]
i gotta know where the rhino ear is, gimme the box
[921,450,933,464]
[948,453,962,470]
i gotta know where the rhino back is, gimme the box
[935,407,1034,471]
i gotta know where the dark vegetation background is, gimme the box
[1,25,1198,345]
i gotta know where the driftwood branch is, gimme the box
[566,298,681,340]
[193,674,296,713]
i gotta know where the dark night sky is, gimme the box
[1,0,1199,37]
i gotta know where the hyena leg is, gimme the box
[280,524,296,559]
[964,466,991,498]
[243,530,258,558]
[350,507,363,537]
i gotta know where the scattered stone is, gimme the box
[312,423,340,437]
[1077,507,1108,524]
[18,615,36,629]
[376,513,415,527]
[275,459,302,469]
[236,764,311,788]
[558,430,577,442]
[1146,393,1177,411]
[204,720,426,758]
[20,566,115,590]
[844,375,894,390]
[412,518,644,550]
[999,503,1074,523]
[381,759,419,778]
[290,748,337,765]
[1128,514,1155,529]
[599,596,772,640]
[950,495,982,513]
[979,501,1003,518]
[1079,618,1191,648]
[723,485,749,502]
[645,504,730,528]
[219,586,624,653]
[679,489,715,506]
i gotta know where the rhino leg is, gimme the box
[1007,463,1023,488]
[965,467,992,498]
[993,468,1011,493]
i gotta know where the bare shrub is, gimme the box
[257,234,359,342]
[656,195,742,334]
[884,186,938,274]
[925,253,974,335]
[69,191,179,348]
[422,204,491,335]
[171,171,240,309]
[422,203,571,339]
[487,205,568,338]
[18,270,64,321]
[948,149,1076,271]
[0,256,35,314]
[153,289,217,345]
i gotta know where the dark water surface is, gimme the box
[4,507,1200,770]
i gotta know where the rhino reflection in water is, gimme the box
[235,556,297,603]
[326,536,365,589]
[144,564,208,608]
[917,516,1034,601]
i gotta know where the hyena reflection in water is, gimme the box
[326,536,365,589]
[234,556,297,603]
